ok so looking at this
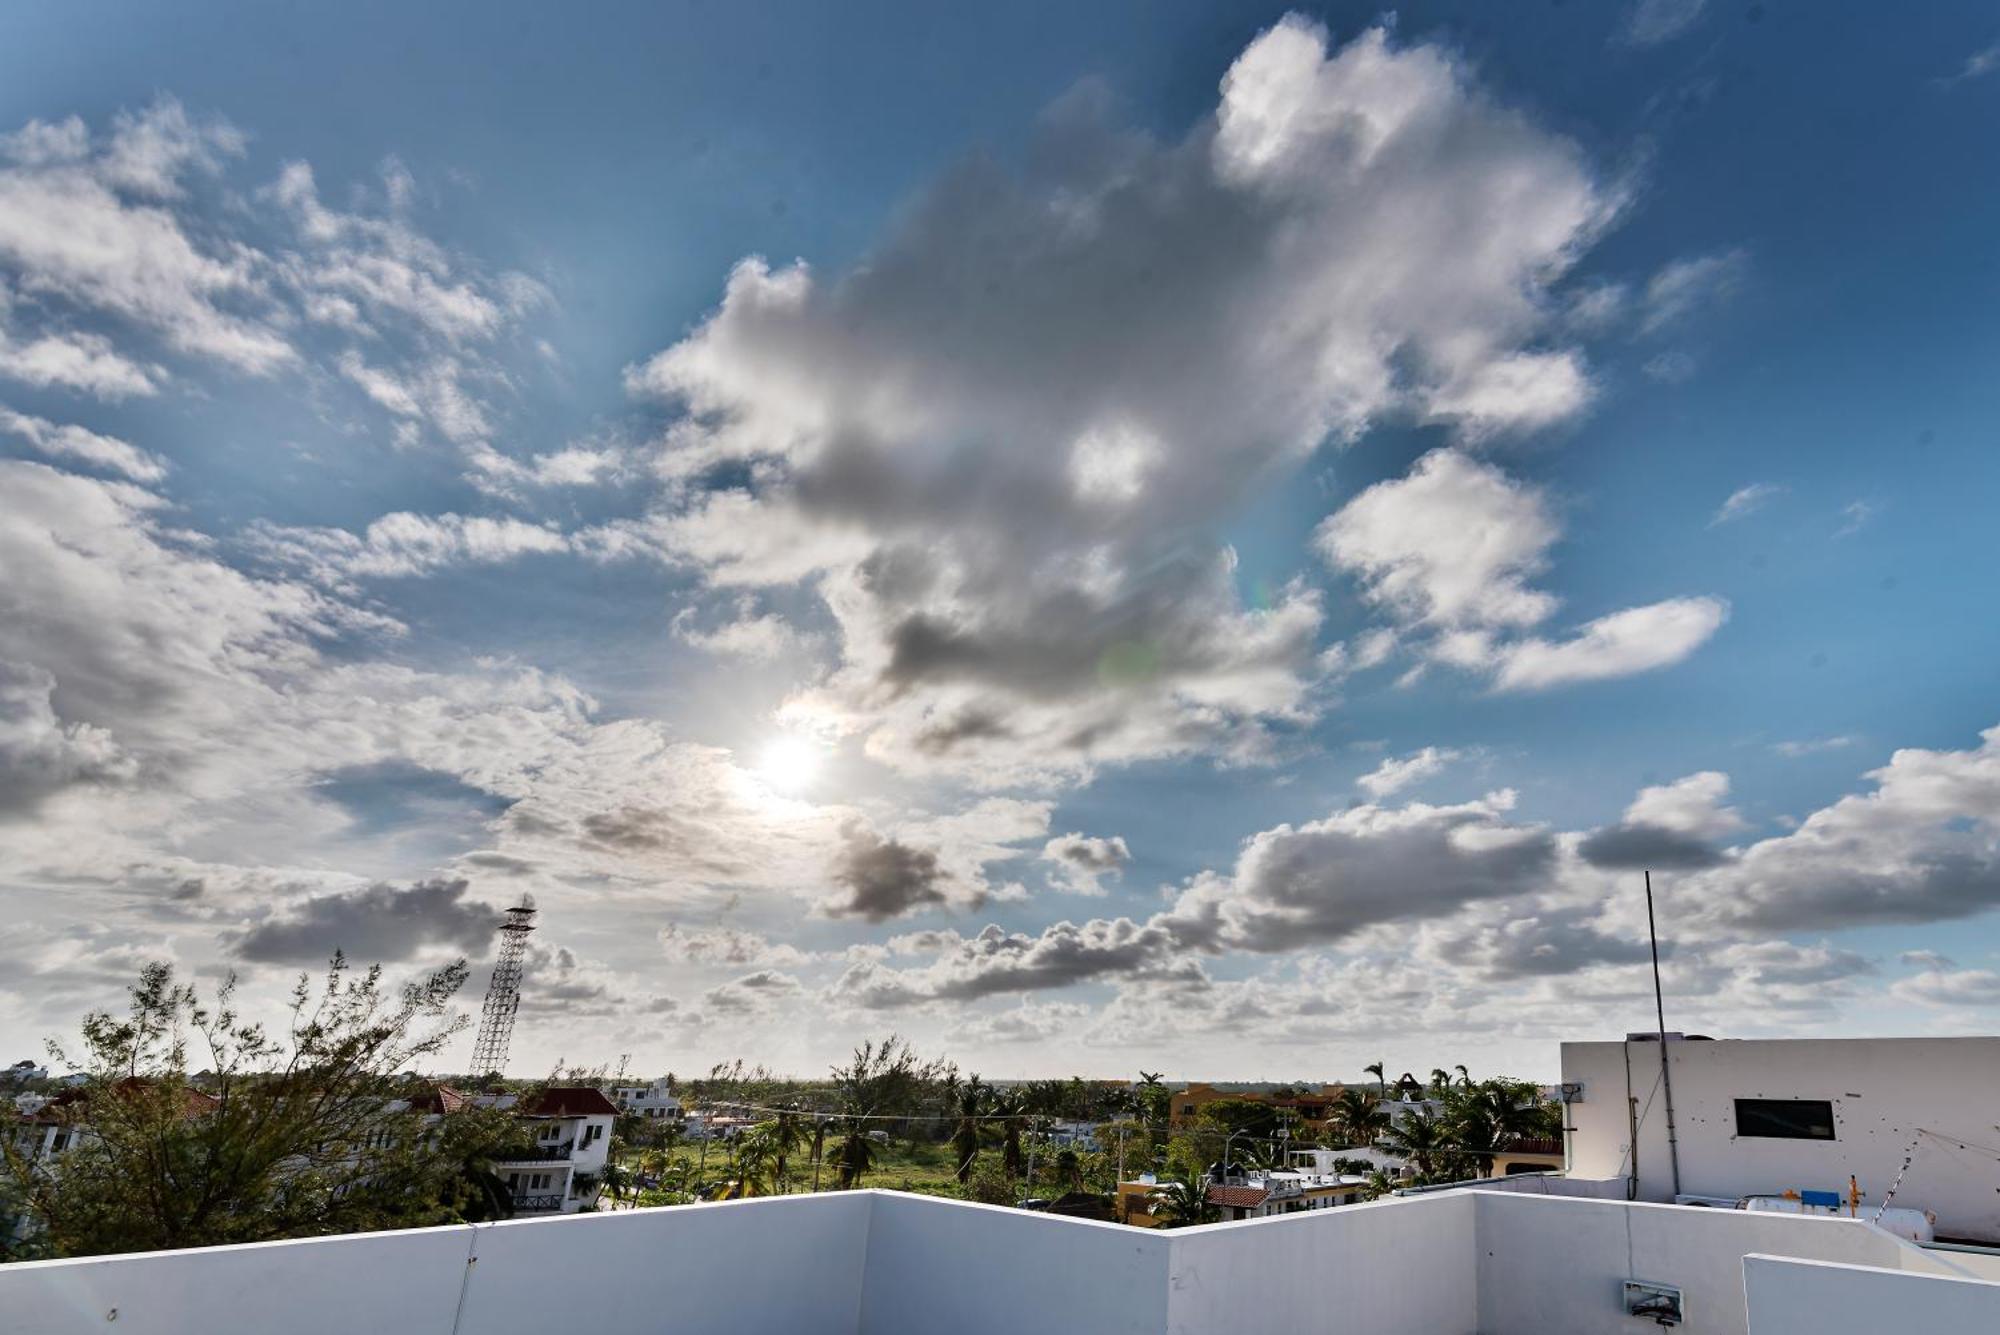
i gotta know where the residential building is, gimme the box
[609,1077,683,1121]
[1563,1034,2000,1244]
[484,1086,618,1214]
[8,1182,2000,1334]
[1167,1081,1355,1132]
[1203,1154,1371,1221]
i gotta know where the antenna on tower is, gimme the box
[471,894,537,1077]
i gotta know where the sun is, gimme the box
[754,734,824,793]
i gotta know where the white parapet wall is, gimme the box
[1743,1254,2000,1334]
[4,1188,1998,1335]
[860,1192,1171,1335]
[1162,1191,1478,1334]
[1470,1191,1949,1335]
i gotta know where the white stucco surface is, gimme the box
[1564,1036,2000,1242]
[1743,1253,2000,1334]
[4,1186,1998,1335]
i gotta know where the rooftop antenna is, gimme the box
[1645,870,1683,1198]
[471,894,537,1077]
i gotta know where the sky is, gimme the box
[2,0,1998,1083]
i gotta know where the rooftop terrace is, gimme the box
[7,1186,2000,1334]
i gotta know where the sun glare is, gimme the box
[755,734,823,793]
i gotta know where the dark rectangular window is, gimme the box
[1735,1098,1836,1140]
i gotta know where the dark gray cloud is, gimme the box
[1169,798,1559,951]
[1042,832,1132,893]
[824,826,950,921]
[831,918,1206,1007]
[1577,822,1726,870]
[702,969,805,1016]
[1413,909,1655,980]
[228,877,500,964]
[0,658,135,817]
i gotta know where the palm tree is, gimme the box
[1454,1064,1472,1089]
[992,1088,1028,1177]
[750,1110,806,1192]
[1148,1176,1219,1228]
[832,1125,877,1189]
[1360,1168,1398,1201]
[1364,1060,1387,1099]
[952,1076,987,1185]
[726,1130,775,1198]
[1428,1068,1452,1099]
[1052,1148,1083,1193]
[1379,1107,1451,1182]
[1329,1088,1388,1148]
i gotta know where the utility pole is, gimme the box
[1645,870,1683,1198]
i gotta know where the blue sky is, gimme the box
[1,1,1997,1079]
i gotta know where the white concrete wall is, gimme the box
[1,1224,474,1335]
[1564,1036,2000,1241]
[1743,1254,2000,1334]
[1163,1192,1477,1335]
[858,1192,1170,1335]
[7,1186,1984,1335]
[1471,1191,1912,1335]
[465,1193,871,1335]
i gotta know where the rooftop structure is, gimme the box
[7,1185,2000,1334]
[1563,1035,2000,1243]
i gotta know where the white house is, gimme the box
[490,1086,618,1214]
[7,1184,2000,1334]
[609,1077,683,1121]
[1563,1034,2000,1244]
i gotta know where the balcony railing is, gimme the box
[511,1193,565,1212]
[494,1141,572,1163]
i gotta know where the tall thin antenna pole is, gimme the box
[1644,870,1682,1198]
[472,895,537,1076]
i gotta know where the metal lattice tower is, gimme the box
[470,895,536,1075]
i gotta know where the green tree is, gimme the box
[3,954,517,1258]
[1148,1176,1219,1228]
[1328,1089,1388,1148]
[831,1124,877,1189]
[951,1076,987,1185]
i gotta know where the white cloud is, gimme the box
[1773,735,1856,758]
[1640,249,1747,334]
[1319,449,1727,691]
[0,99,292,372]
[1318,450,1558,630]
[1620,0,1708,48]
[1711,482,1782,525]
[1622,770,1745,839]
[1891,968,2000,1009]
[1489,596,1729,691]
[617,18,1622,786]
[0,406,166,482]
[671,603,815,662]
[247,511,571,585]
[1357,746,1460,798]
[1940,42,2000,87]
[1041,832,1132,895]
[1835,499,1877,538]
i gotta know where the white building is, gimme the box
[609,1077,683,1121]
[1563,1034,2000,1244]
[7,1183,2000,1334]
[488,1086,618,1214]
